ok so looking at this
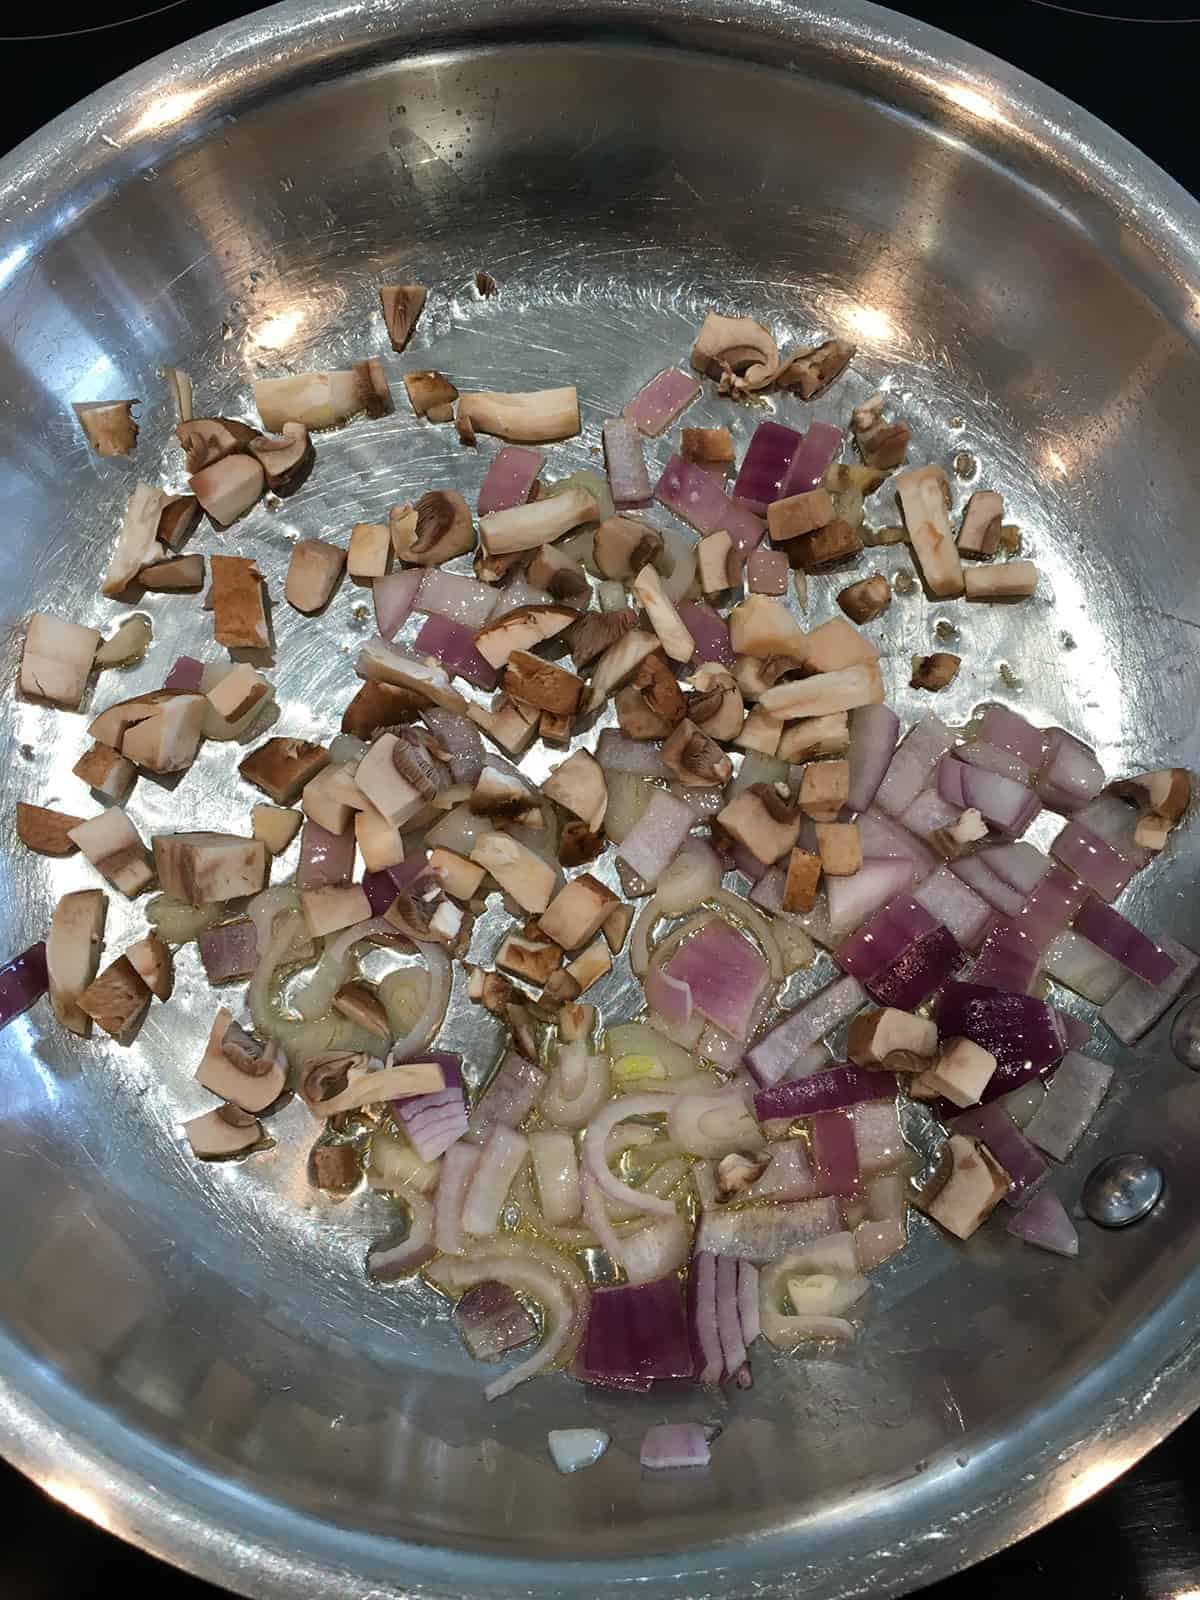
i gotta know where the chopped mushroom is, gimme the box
[815,821,862,876]
[392,490,475,566]
[301,883,372,938]
[918,1134,1009,1240]
[466,966,516,1014]
[139,554,205,591]
[766,488,836,542]
[156,494,203,549]
[73,744,136,802]
[851,394,911,471]
[474,604,577,671]
[686,664,744,742]
[153,832,267,905]
[312,1143,362,1190]
[77,956,151,1044]
[717,784,801,865]
[95,614,153,669]
[69,809,155,896]
[760,663,884,721]
[47,888,107,1036]
[584,630,663,714]
[838,573,892,624]
[468,696,541,758]
[569,608,637,672]
[307,1057,445,1118]
[88,688,183,749]
[379,284,427,352]
[249,421,315,495]
[404,369,459,421]
[662,718,734,788]
[778,714,850,762]
[681,426,736,473]
[799,760,850,821]
[617,653,686,739]
[122,694,206,773]
[332,982,392,1041]
[593,516,664,579]
[342,681,422,738]
[697,529,739,596]
[802,618,880,675]
[251,804,302,854]
[206,664,271,725]
[957,489,1004,559]
[602,902,635,954]
[210,555,270,649]
[793,518,863,571]
[347,522,393,580]
[1111,769,1191,850]
[496,930,563,985]
[543,749,607,833]
[560,939,612,998]
[125,931,174,1001]
[176,416,260,473]
[285,539,346,614]
[558,821,604,866]
[782,847,822,912]
[239,737,329,804]
[479,488,598,558]
[526,543,591,607]
[191,455,266,529]
[733,654,796,702]
[502,651,584,716]
[728,596,807,660]
[74,398,139,456]
[470,832,557,914]
[20,613,101,710]
[470,764,540,824]
[185,1105,264,1160]
[428,846,487,900]
[354,804,405,871]
[912,1037,997,1108]
[193,1011,288,1111]
[776,338,855,399]
[736,705,783,756]
[16,802,84,857]
[895,466,964,599]
[539,874,619,951]
[103,483,168,597]
[340,734,420,827]
[690,311,779,393]
[847,1007,939,1068]
[964,561,1039,600]
[911,652,961,691]
[356,641,469,713]
[631,564,694,662]
[455,387,580,445]
[253,364,392,432]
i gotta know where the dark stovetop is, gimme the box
[1,4,1198,1598]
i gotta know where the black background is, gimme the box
[2,3,1198,1596]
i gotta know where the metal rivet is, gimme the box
[1082,1153,1164,1228]
[1170,996,1200,1068]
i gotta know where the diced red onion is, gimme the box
[414,569,497,630]
[746,547,789,595]
[467,1050,546,1140]
[298,819,356,888]
[1035,727,1104,813]
[164,655,205,691]
[361,855,429,916]
[935,982,1065,1076]
[420,708,484,786]
[678,602,735,667]
[913,866,992,948]
[985,842,1052,895]
[867,924,963,1009]
[950,1102,1049,1207]
[834,894,939,983]
[747,1141,818,1200]
[1100,936,1199,1044]
[874,715,953,818]
[454,1279,538,1360]
[602,417,653,510]
[1072,898,1177,985]
[1023,1050,1114,1161]
[0,942,48,1030]
[744,974,866,1087]
[462,1125,529,1236]
[951,856,1025,917]
[433,1142,480,1255]
[397,1088,469,1162]
[938,757,1041,836]
[957,740,1031,787]
[488,578,554,618]
[197,920,258,983]
[854,1100,904,1175]
[714,1253,748,1380]
[688,1249,725,1383]
[780,421,843,496]
[1016,865,1089,946]
[969,916,1042,994]
[616,788,694,890]
[476,445,545,515]
[596,728,666,778]
[654,454,764,554]
[1051,822,1136,902]
[581,1275,695,1389]
[978,705,1044,768]
[754,1066,896,1124]
[644,964,693,1027]
[855,808,937,877]
[810,1111,860,1197]
[414,614,498,691]
[732,420,803,515]
[373,569,424,641]
[737,1259,761,1349]
[1073,794,1151,869]
[661,918,768,1040]
[847,706,901,815]
[899,787,963,843]
[696,1196,840,1261]
[624,368,701,437]
[1005,1188,1078,1256]
[827,859,917,940]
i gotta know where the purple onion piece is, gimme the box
[847,705,900,815]
[414,614,498,691]
[731,420,804,515]
[969,916,1042,994]
[454,1280,538,1360]
[298,819,356,889]
[935,982,1066,1073]
[754,1065,897,1123]
[1023,1050,1113,1161]
[978,705,1045,768]
[1035,727,1104,813]
[1005,1188,1079,1256]
[163,654,205,691]
[640,1422,712,1469]
[743,974,866,1088]
[677,602,735,667]
[654,454,764,554]
[476,445,545,516]
[950,1102,1050,1207]
[602,417,653,510]
[0,942,48,1030]
[580,1275,696,1389]
[834,894,940,983]
[1072,898,1178,986]
[1050,822,1137,902]
[875,715,954,818]
[466,1049,545,1140]
[809,1110,860,1197]
[780,421,843,496]
[866,924,963,1009]
[623,368,701,437]
[1100,936,1200,1044]
[197,920,259,983]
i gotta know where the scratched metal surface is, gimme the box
[2,3,1200,1599]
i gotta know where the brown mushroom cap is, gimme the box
[379,284,427,352]
[592,516,664,579]
[661,717,734,788]
[391,490,475,566]
[249,421,315,496]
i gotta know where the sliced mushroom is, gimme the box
[601,902,634,954]
[47,889,107,1036]
[792,518,863,572]
[470,764,539,823]
[631,564,694,662]
[766,486,836,542]
[539,873,619,952]
[776,338,855,400]
[285,538,346,614]
[385,888,465,950]
[161,366,193,423]
[102,483,168,598]
[185,1104,264,1159]
[496,930,563,986]
[824,462,887,532]
[455,387,579,445]
[251,804,302,855]
[846,1007,938,1068]
[379,283,427,352]
[20,613,101,710]
[502,650,584,717]
[727,595,806,659]
[662,717,733,788]
[782,846,822,913]
[354,732,429,827]
[309,1058,445,1118]
[759,663,884,721]
[466,966,516,1013]
[963,561,1039,600]
[391,490,475,566]
[209,555,270,649]
[895,466,963,599]
[735,705,783,756]
[249,421,315,496]
[469,832,557,913]
[122,694,207,773]
[474,604,577,670]
[122,930,173,1002]
[74,398,139,456]
[301,883,372,939]
[777,713,850,762]
[16,802,84,857]
[300,761,368,837]
[176,416,261,474]
[239,737,329,804]
[190,454,266,529]
[799,759,850,821]
[467,695,541,758]
[851,394,911,471]
[801,617,880,676]
[681,426,736,472]
[156,494,203,548]
[341,680,423,738]
[917,1134,1009,1240]
[550,938,611,1000]
[1110,768,1191,827]
[312,1143,362,1190]
[427,846,487,900]
[347,522,393,580]
[88,688,183,750]
[139,553,205,591]
[73,744,136,803]
[956,489,1004,559]
[717,784,801,865]
[837,573,892,624]
[69,809,156,897]
[584,630,662,714]
[353,804,405,872]
[910,652,961,691]
[153,832,267,905]
[558,821,604,867]
[479,487,598,557]
[569,607,638,672]
[690,311,779,393]
[353,358,394,418]
[686,664,744,742]
[333,982,392,1041]
[543,749,607,834]
[404,369,458,420]
[593,516,664,579]
[77,956,151,1044]
[95,614,153,669]
[617,652,687,739]
[206,664,271,725]
[525,543,591,606]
